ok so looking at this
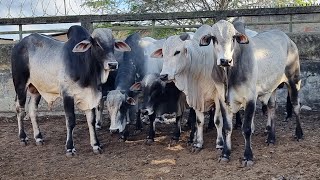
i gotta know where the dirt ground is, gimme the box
[0,107,319,180]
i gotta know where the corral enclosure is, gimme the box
[0,4,320,180]
[1,6,320,114]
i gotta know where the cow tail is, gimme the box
[286,91,293,120]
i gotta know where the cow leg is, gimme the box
[119,128,129,142]
[29,92,43,145]
[233,111,242,130]
[213,102,224,150]
[16,94,28,145]
[219,100,233,162]
[118,110,131,142]
[207,108,215,130]
[288,81,303,140]
[63,96,77,157]
[266,91,277,145]
[187,108,196,145]
[171,116,181,145]
[84,108,102,154]
[145,113,156,145]
[285,92,293,121]
[242,100,256,167]
[135,109,143,131]
[191,110,204,153]
[95,98,105,130]
[263,101,270,135]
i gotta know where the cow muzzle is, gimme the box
[220,59,233,67]
[107,62,118,71]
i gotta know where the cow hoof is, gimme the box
[95,125,102,130]
[266,140,275,145]
[186,140,193,146]
[283,118,290,122]
[20,140,28,146]
[93,146,102,154]
[218,155,230,163]
[169,139,179,146]
[265,138,275,145]
[294,129,304,141]
[118,137,126,142]
[66,149,76,157]
[190,146,202,153]
[145,138,154,145]
[216,144,223,150]
[36,139,44,146]
[241,159,254,167]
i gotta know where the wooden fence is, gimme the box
[1,5,320,40]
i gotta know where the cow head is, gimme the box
[151,34,191,82]
[199,20,249,67]
[73,28,131,83]
[106,90,135,133]
[130,74,166,116]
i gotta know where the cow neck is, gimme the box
[223,67,231,105]
[225,43,256,101]
[174,50,215,112]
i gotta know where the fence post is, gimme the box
[289,14,293,33]
[19,24,22,40]
[81,21,94,33]
[151,20,156,37]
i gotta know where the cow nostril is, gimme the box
[108,62,118,70]
[220,59,232,66]
[160,74,168,81]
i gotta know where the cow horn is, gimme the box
[179,33,190,41]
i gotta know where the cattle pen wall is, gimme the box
[0,6,320,116]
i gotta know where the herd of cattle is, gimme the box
[10,18,303,167]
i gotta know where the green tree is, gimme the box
[83,0,317,38]
[83,0,317,14]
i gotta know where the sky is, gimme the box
[1,0,320,40]
[0,0,97,40]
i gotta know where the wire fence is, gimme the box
[0,1,320,41]
[0,0,319,18]
[0,0,100,18]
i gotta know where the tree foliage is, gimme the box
[84,0,317,38]
[83,0,317,14]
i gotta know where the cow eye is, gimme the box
[174,51,180,56]
[211,36,218,44]
[232,36,236,43]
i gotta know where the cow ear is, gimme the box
[72,40,92,52]
[200,34,213,46]
[126,97,136,106]
[150,48,163,58]
[234,33,249,44]
[115,41,131,52]
[130,82,142,91]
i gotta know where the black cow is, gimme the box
[11,25,130,156]
[106,32,145,141]
[130,73,187,145]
